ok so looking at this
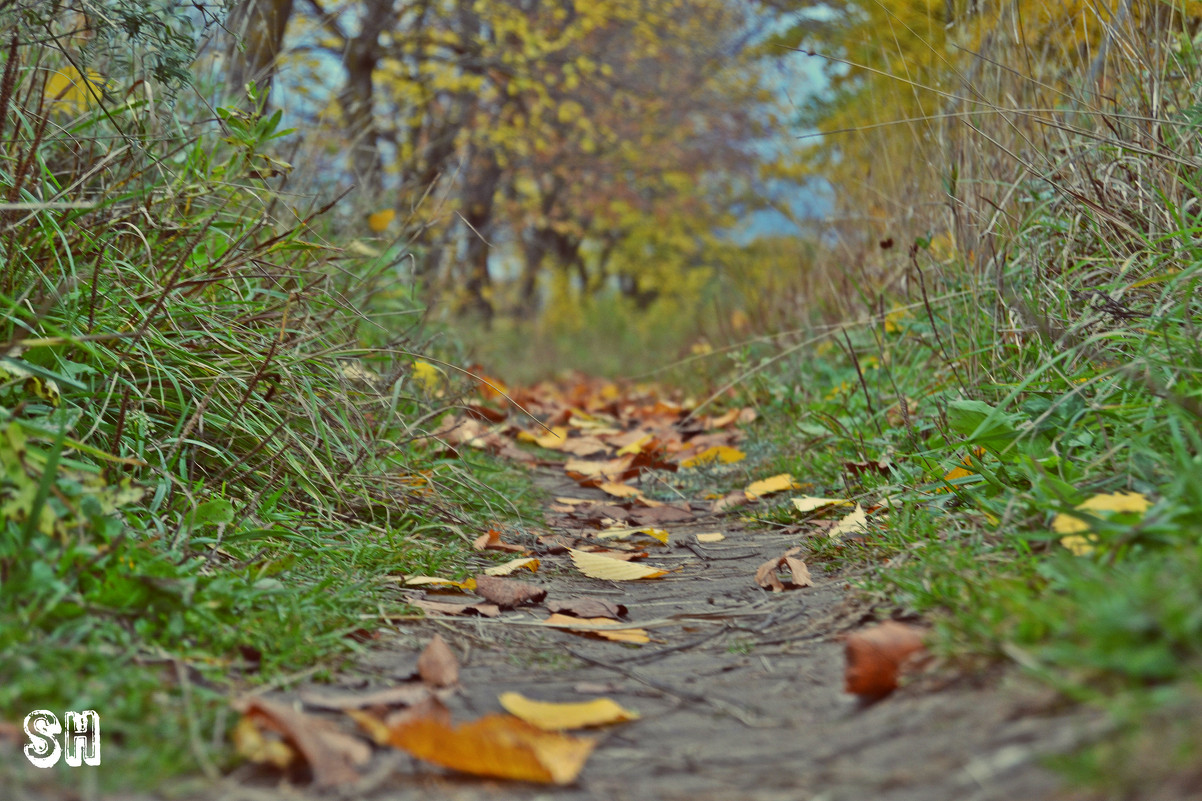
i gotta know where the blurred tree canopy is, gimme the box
[220,0,807,322]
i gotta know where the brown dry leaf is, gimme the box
[474,574,548,608]
[574,546,648,560]
[390,713,596,785]
[556,437,611,457]
[484,557,540,576]
[563,455,635,484]
[712,490,750,513]
[234,697,368,787]
[844,621,928,697]
[473,529,530,554]
[541,614,651,643]
[829,503,870,540]
[498,692,640,730]
[629,505,694,525]
[568,548,668,580]
[417,634,460,688]
[546,597,628,620]
[754,547,813,592]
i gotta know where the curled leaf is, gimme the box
[568,548,668,580]
[754,547,813,592]
[498,692,640,730]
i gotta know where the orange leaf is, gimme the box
[390,714,596,785]
[843,622,928,697]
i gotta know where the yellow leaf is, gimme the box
[616,434,654,455]
[403,576,477,592]
[745,473,801,499]
[1052,491,1152,534]
[696,532,725,543]
[596,481,642,499]
[540,614,651,643]
[680,445,746,468]
[594,526,669,545]
[390,713,595,785]
[412,360,445,392]
[1060,534,1099,556]
[498,693,640,730]
[45,67,106,114]
[483,557,540,576]
[829,504,869,539]
[790,496,852,514]
[568,548,668,580]
[367,208,396,232]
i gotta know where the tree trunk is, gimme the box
[224,0,294,108]
[338,0,394,194]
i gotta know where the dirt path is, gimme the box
[215,464,1104,801]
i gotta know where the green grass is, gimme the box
[0,17,542,791]
[715,15,1202,787]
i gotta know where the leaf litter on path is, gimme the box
[231,374,1087,798]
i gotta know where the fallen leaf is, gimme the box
[791,496,852,514]
[541,614,651,643]
[754,547,813,592]
[498,692,640,730]
[596,481,643,498]
[474,574,548,608]
[680,445,746,468]
[629,505,694,525]
[568,548,668,580]
[1060,534,1099,556]
[563,455,636,484]
[595,526,670,545]
[234,697,367,787]
[402,576,477,592]
[844,621,928,697]
[616,434,655,455]
[484,557,541,576]
[1052,491,1152,536]
[546,597,628,620]
[712,490,750,513]
[418,634,459,688]
[233,714,295,770]
[473,529,530,554]
[696,532,725,543]
[413,599,501,617]
[829,503,869,539]
[390,713,596,785]
[745,473,802,499]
